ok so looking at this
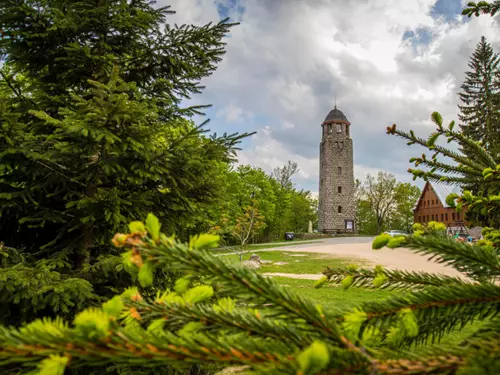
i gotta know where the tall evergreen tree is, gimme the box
[0,0,248,258]
[0,0,251,338]
[458,36,500,161]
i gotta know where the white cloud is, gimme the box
[159,0,500,191]
[216,104,248,122]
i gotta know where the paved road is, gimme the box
[259,237,463,278]
[250,237,373,247]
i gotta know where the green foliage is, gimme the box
[463,1,500,17]
[297,341,330,374]
[0,207,498,374]
[457,35,500,197]
[0,2,499,374]
[355,173,420,235]
[210,163,317,247]
[0,3,249,374]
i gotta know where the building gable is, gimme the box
[414,181,461,212]
[414,182,444,212]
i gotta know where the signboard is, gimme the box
[345,220,354,232]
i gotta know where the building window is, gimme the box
[338,186,342,193]
[338,167,342,175]
[441,214,444,221]
[328,125,333,134]
[338,206,342,213]
[452,212,455,220]
[418,216,421,222]
[457,212,460,220]
[340,141,344,148]
[431,215,434,221]
[445,213,448,221]
[427,215,429,222]
[336,124,342,133]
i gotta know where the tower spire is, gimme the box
[334,96,337,109]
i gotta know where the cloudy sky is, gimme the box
[159,0,500,195]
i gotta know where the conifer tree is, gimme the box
[458,36,500,161]
[0,0,250,352]
[0,2,499,375]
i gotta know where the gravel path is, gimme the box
[264,272,324,280]
[261,238,463,278]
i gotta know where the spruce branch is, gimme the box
[358,283,500,347]
[386,123,485,172]
[463,1,500,17]
[408,157,484,178]
[0,321,294,369]
[322,266,468,291]
[126,298,316,348]
[116,232,346,346]
[402,235,500,281]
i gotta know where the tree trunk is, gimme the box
[376,217,383,235]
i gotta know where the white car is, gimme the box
[384,230,408,237]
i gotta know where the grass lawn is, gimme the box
[219,250,367,274]
[271,276,395,312]
[269,277,482,346]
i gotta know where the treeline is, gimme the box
[210,162,317,246]
[356,172,420,235]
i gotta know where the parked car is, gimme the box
[383,230,408,237]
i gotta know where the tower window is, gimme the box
[452,212,455,220]
[338,167,342,175]
[328,125,333,134]
[338,186,342,193]
[338,206,342,213]
[336,124,342,133]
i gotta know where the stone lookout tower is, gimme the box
[318,106,356,233]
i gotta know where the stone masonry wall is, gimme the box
[318,122,356,233]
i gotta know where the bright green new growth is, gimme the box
[0,1,499,374]
[0,205,498,374]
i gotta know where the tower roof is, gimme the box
[323,106,349,124]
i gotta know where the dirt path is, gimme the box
[263,239,464,278]
[264,272,323,280]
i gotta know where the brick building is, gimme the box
[413,181,466,228]
[318,106,356,233]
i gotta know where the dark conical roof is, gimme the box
[323,106,349,123]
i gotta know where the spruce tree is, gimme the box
[0,0,250,339]
[458,36,500,162]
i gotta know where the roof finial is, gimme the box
[334,95,337,109]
